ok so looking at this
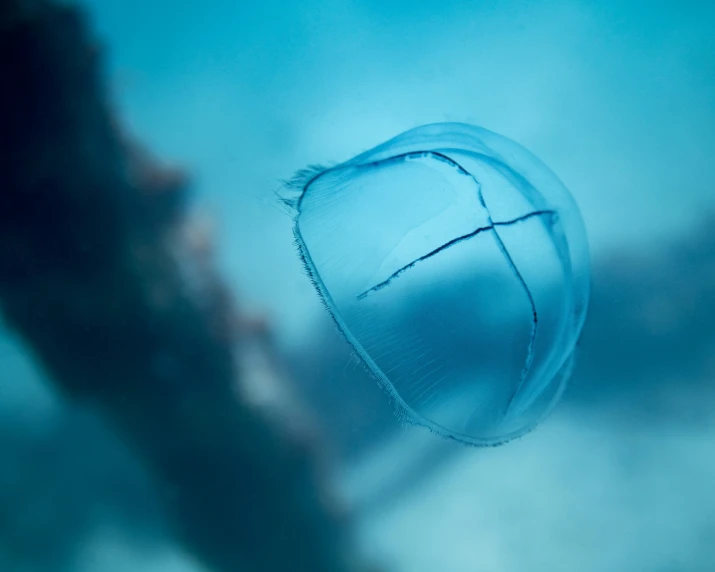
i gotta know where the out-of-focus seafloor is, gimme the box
[1,1,714,571]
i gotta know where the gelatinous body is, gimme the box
[287,123,590,446]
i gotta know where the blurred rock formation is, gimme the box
[0,2,361,571]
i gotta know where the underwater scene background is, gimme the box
[1,0,715,571]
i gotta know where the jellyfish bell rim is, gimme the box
[291,122,590,313]
[288,122,591,446]
[293,216,578,446]
[293,205,580,446]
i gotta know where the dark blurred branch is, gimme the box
[0,2,356,571]
[569,214,715,414]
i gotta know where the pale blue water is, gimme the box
[83,0,715,344]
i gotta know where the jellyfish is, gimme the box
[285,123,590,446]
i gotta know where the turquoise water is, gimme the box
[2,1,715,571]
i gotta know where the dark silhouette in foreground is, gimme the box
[0,2,367,571]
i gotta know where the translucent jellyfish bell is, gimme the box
[287,123,590,446]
